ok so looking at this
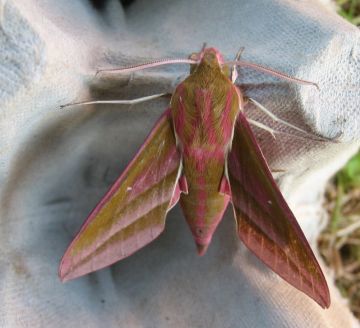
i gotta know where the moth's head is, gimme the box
[189,47,225,74]
[189,47,224,64]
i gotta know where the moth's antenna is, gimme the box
[96,58,197,75]
[224,60,319,90]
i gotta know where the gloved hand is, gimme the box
[1,0,359,327]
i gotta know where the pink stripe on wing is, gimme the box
[123,146,179,204]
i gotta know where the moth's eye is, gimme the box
[189,53,199,61]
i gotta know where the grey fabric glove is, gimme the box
[1,0,359,327]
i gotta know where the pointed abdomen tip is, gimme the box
[196,243,209,256]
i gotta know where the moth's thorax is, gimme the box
[170,63,240,154]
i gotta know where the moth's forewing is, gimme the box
[227,111,330,308]
[59,109,181,282]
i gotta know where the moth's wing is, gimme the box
[227,111,330,308]
[59,109,181,282]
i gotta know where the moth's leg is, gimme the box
[248,117,304,139]
[231,47,245,83]
[248,117,335,142]
[248,97,339,143]
[248,97,312,135]
[270,168,286,173]
[247,118,277,139]
[60,93,168,109]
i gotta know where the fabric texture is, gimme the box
[0,0,359,327]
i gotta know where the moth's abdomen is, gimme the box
[179,148,230,255]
